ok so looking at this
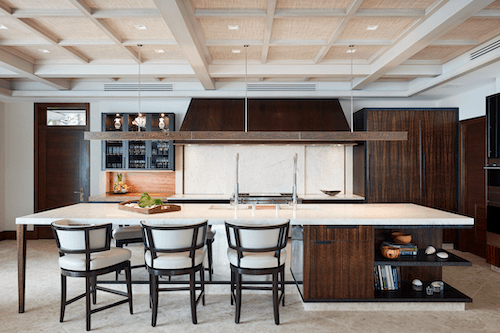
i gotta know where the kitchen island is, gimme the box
[16,203,473,313]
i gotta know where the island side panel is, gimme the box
[303,226,374,300]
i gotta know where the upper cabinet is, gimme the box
[353,108,458,213]
[487,92,500,160]
[101,113,175,171]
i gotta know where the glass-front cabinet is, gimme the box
[101,113,175,170]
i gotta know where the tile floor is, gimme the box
[1,239,500,333]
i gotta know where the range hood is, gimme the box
[84,98,407,143]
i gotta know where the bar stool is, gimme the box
[205,227,216,281]
[140,220,208,326]
[225,220,290,325]
[51,220,133,331]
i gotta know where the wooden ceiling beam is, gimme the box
[314,0,364,64]
[473,9,500,18]
[0,86,13,97]
[153,0,215,90]
[0,8,160,18]
[67,0,140,63]
[353,0,495,89]
[261,0,277,64]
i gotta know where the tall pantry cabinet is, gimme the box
[353,108,459,214]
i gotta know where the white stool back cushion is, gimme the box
[52,220,107,251]
[142,221,206,250]
[228,228,281,249]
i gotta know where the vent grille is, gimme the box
[470,39,500,60]
[104,83,173,91]
[246,83,317,91]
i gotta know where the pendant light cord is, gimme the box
[350,45,354,133]
[244,45,248,132]
[138,44,142,132]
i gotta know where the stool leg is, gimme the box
[272,271,279,325]
[125,262,133,315]
[190,272,197,324]
[60,274,66,322]
[230,270,235,305]
[235,272,242,324]
[281,266,285,306]
[207,241,213,281]
[86,275,92,331]
[152,275,158,327]
[200,264,205,306]
[91,275,97,305]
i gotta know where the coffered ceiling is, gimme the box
[0,0,499,99]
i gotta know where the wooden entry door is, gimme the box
[34,103,90,238]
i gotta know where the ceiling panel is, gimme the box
[208,45,262,61]
[308,77,350,81]
[5,45,74,60]
[376,76,416,82]
[82,0,156,9]
[28,17,110,39]
[129,44,185,60]
[271,18,341,40]
[0,17,41,39]
[409,45,474,63]
[359,0,437,10]
[191,0,267,9]
[102,18,174,39]
[276,0,351,9]
[338,18,416,40]
[198,18,266,40]
[440,18,500,44]
[324,45,384,60]
[268,45,322,60]
[67,45,132,60]
[1,0,75,9]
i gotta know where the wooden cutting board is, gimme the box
[118,200,181,214]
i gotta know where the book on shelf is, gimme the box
[374,265,399,291]
[381,241,418,256]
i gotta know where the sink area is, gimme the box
[208,204,320,210]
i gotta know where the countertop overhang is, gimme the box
[16,203,473,227]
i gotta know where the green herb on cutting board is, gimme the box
[138,193,164,208]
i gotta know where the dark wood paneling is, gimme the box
[180,99,244,131]
[458,116,487,258]
[248,99,350,131]
[487,244,500,266]
[353,143,365,197]
[303,226,374,300]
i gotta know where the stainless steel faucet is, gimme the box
[234,153,239,209]
[292,153,298,207]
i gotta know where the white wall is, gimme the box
[437,80,499,120]
[0,102,5,232]
[4,102,34,231]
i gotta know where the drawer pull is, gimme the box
[315,241,332,245]
[326,225,358,229]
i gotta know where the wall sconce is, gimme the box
[114,113,121,130]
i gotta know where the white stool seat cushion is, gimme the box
[145,249,205,270]
[227,248,287,269]
[113,226,142,241]
[59,248,131,271]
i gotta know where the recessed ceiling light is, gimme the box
[38,49,50,53]
[366,25,379,30]
[155,49,165,53]
[0,24,8,29]
[232,49,241,53]
[135,24,147,30]
[346,49,355,53]
[228,25,239,30]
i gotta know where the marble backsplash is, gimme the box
[183,144,352,195]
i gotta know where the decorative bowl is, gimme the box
[381,246,400,259]
[391,232,412,244]
[320,190,341,196]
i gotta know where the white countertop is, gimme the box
[165,193,365,201]
[16,203,473,227]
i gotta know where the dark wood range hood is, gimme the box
[84,98,407,143]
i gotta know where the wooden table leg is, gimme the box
[17,224,27,313]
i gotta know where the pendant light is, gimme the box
[244,44,248,132]
[132,44,146,131]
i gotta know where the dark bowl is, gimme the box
[320,190,341,196]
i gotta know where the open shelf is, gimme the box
[374,281,472,303]
[375,249,472,267]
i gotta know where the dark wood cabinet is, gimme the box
[102,113,175,170]
[303,226,374,300]
[353,108,458,212]
[487,92,500,159]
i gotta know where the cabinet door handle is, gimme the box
[422,153,426,197]
[419,121,423,203]
[315,241,331,245]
